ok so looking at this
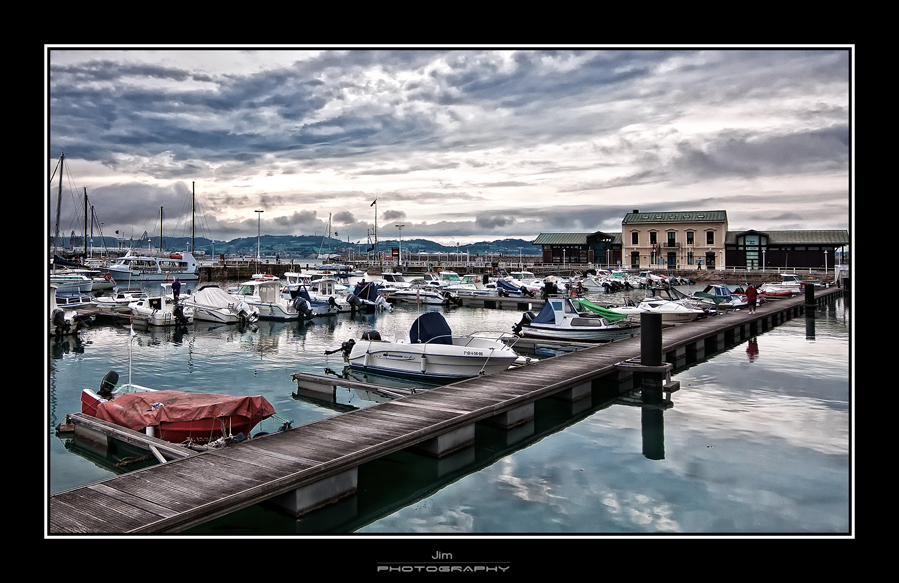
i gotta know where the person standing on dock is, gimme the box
[746,284,757,314]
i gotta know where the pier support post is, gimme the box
[640,313,665,403]
[804,283,816,311]
[271,468,358,518]
[412,424,476,458]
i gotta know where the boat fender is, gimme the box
[99,370,119,397]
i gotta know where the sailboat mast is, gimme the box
[54,153,64,257]
[191,182,196,253]
[159,206,164,255]
[83,187,88,261]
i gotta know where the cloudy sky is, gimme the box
[46,47,852,247]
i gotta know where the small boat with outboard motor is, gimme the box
[329,311,524,381]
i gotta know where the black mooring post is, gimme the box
[640,313,663,367]
[804,283,816,309]
[640,313,664,405]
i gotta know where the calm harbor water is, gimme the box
[46,278,852,537]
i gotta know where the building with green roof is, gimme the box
[532,210,849,270]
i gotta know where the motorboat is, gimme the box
[50,284,92,336]
[128,286,194,326]
[334,311,522,381]
[55,291,97,309]
[374,272,414,290]
[181,284,259,324]
[81,370,276,444]
[388,284,461,305]
[758,274,817,294]
[50,271,94,293]
[95,288,149,307]
[692,285,749,310]
[602,296,707,323]
[512,296,641,342]
[107,250,200,282]
[232,277,309,321]
[283,284,349,317]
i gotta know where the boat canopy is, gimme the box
[409,312,453,345]
[353,281,382,302]
[91,390,275,433]
[496,279,523,292]
[572,298,629,322]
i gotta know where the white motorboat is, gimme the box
[388,284,460,305]
[232,277,310,321]
[107,251,200,282]
[512,296,641,342]
[128,286,194,326]
[603,297,707,323]
[604,287,711,322]
[50,271,94,293]
[95,288,149,307]
[374,272,414,290]
[334,311,522,381]
[758,274,814,294]
[182,284,259,324]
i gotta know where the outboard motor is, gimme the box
[325,338,356,362]
[328,296,338,309]
[52,308,69,333]
[173,304,189,325]
[293,296,313,318]
[347,294,362,309]
[99,370,119,398]
[512,311,535,336]
[361,330,381,341]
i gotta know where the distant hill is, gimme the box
[55,234,539,257]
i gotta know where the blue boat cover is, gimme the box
[529,299,561,324]
[409,311,453,345]
[353,282,382,302]
[496,279,521,291]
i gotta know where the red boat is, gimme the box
[81,371,276,444]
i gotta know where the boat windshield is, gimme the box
[236,284,256,296]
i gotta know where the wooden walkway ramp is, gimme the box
[48,287,845,534]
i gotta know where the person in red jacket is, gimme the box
[746,284,758,314]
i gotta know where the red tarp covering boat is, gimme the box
[82,389,276,444]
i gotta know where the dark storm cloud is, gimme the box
[47,48,852,242]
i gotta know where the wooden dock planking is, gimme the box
[49,286,845,534]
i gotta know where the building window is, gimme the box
[687,231,694,245]
[706,231,714,245]
[667,232,676,247]
[650,232,657,245]
[631,232,639,245]
[687,252,694,265]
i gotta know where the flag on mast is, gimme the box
[371,199,377,206]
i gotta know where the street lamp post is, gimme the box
[396,224,404,269]
[255,209,264,265]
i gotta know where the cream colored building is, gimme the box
[621,210,728,270]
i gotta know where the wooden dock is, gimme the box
[48,286,846,535]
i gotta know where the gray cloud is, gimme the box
[47,47,852,244]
